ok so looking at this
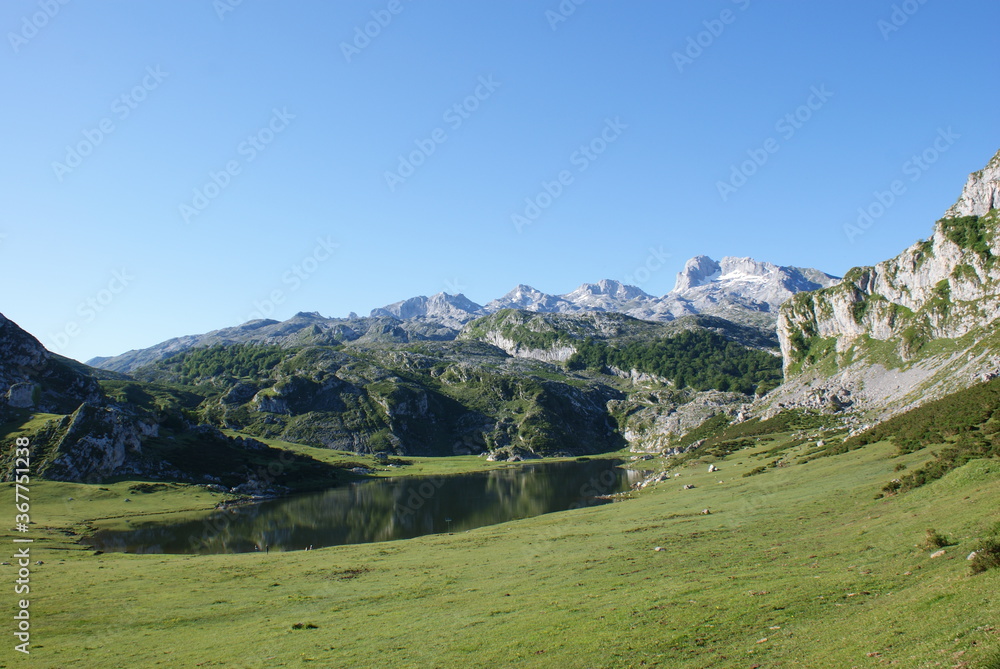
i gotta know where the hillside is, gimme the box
[119,310,782,460]
[0,312,345,489]
[764,149,1000,422]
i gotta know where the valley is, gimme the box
[1,149,999,667]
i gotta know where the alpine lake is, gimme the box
[83,458,641,554]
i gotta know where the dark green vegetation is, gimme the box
[567,329,782,394]
[844,378,1000,493]
[941,214,994,261]
[674,408,835,458]
[140,342,298,385]
[971,536,1000,575]
[924,528,952,550]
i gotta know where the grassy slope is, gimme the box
[1,434,998,668]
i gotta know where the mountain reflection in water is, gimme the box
[84,459,639,554]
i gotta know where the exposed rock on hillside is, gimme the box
[610,388,748,453]
[945,149,1000,217]
[43,403,150,482]
[370,293,486,329]
[0,312,103,414]
[767,149,1000,419]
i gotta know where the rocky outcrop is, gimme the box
[768,148,1000,419]
[945,149,1000,217]
[610,389,747,453]
[6,383,35,409]
[252,391,291,415]
[0,312,102,414]
[481,332,576,363]
[608,366,672,387]
[44,403,150,482]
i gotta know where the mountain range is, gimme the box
[369,255,840,328]
[88,255,839,374]
[2,147,998,487]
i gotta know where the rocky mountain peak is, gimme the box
[486,285,573,313]
[715,256,779,282]
[669,255,839,315]
[945,148,1000,218]
[673,256,721,292]
[563,279,651,304]
[370,292,484,327]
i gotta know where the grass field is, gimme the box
[2,433,999,668]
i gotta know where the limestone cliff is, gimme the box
[769,149,1000,419]
[945,149,1000,217]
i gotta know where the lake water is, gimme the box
[83,459,638,554]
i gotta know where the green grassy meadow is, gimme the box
[2,434,999,668]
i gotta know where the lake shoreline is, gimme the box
[80,456,637,555]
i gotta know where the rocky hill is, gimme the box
[0,312,341,487]
[88,312,459,374]
[118,309,781,459]
[765,149,1000,421]
[0,312,104,414]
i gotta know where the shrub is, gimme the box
[969,537,1000,575]
[940,215,992,261]
[923,528,951,550]
[844,378,1000,491]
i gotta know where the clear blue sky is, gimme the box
[2,0,997,363]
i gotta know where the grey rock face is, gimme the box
[945,149,1000,217]
[485,284,579,313]
[768,148,1000,419]
[6,383,35,409]
[610,388,748,453]
[671,256,840,315]
[371,293,485,329]
[672,255,721,292]
[559,279,653,311]
[45,403,146,482]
